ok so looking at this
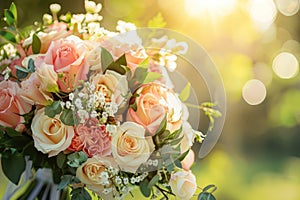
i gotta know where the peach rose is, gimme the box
[100,35,147,71]
[111,122,155,173]
[91,70,128,107]
[169,169,197,200]
[20,72,53,105]
[127,83,182,135]
[43,35,89,92]
[0,80,31,130]
[76,156,117,199]
[31,108,75,157]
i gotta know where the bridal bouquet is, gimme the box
[0,1,221,200]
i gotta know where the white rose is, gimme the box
[169,169,197,200]
[31,108,75,157]
[180,121,195,153]
[87,45,102,71]
[111,122,155,173]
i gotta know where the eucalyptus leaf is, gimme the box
[60,109,75,126]
[45,101,62,118]
[198,192,216,200]
[140,179,151,197]
[202,184,217,193]
[58,175,73,190]
[148,174,160,189]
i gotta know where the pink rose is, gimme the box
[0,80,31,130]
[43,36,89,92]
[127,83,182,135]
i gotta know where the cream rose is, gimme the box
[127,83,182,135]
[36,63,59,93]
[31,108,74,157]
[111,122,155,173]
[91,70,128,107]
[169,169,197,200]
[76,156,116,200]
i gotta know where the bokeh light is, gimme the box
[275,0,300,16]
[242,79,267,105]
[184,0,237,18]
[253,62,273,86]
[248,0,277,31]
[272,52,299,79]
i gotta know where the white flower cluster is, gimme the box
[72,82,118,125]
[0,43,19,80]
[151,36,188,72]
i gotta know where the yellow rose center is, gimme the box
[43,118,64,144]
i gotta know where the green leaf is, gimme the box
[28,58,35,72]
[45,101,62,118]
[177,148,190,162]
[106,61,127,75]
[138,57,150,69]
[148,174,160,189]
[155,115,167,136]
[67,151,88,168]
[9,3,17,22]
[0,30,16,43]
[1,151,25,184]
[4,10,15,26]
[148,12,167,28]
[56,152,66,169]
[32,33,41,54]
[101,47,114,72]
[198,192,216,200]
[133,67,148,83]
[60,109,74,126]
[179,82,191,102]
[5,127,21,137]
[143,72,162,84]
[140,179,151,197]
[58,175,73,190]
[15,65,29,79]
[71,188,91,200]
[202,184,217,193]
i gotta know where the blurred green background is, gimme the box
[1,0,300,199]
